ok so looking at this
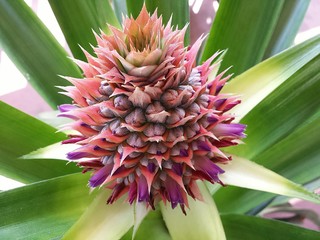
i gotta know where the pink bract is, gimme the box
[59,6,245,213]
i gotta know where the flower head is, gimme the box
[59,6,245,213]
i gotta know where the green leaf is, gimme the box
[63,190,133,240]
[134,210,171,240]
[216,38,320,214]
[126,0,190,44]
[21,142,78,161]
[37,110,71,128]
[133,202,150,239]
[161,182,226,240]
[263,0,310,58]
[215,112,320,214]
[221,214,320,240]
[0,101,78,183]
[253,110,320,183]
[229,52,320,159]
[125,0,143,18]
[121,210,171,240]
[113,0,128,23]
[0,0,81,108]
[201,0,284,76]
[0,173,93,239]
[49,0,121,61]
[94,0,121,30]
[218,155,320,204]
[222,35,320,120]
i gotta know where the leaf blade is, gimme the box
[49,0,121,60]
[133,209,171,240]
[201,0,284,75]
[161,182,226,240]
[21,142,78,161]
[126,0,190,44]
[223,35,320,121]
[215,111,320,213]
[214,37,320,214]
[263,0,310,58]
[0,0,81,107]
[222,214,320,240]
[228,50,320,158]
[63,190,134,240]
[0,101,78,183]
[0,173,93,239]
[218,156,320,204]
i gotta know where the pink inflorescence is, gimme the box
[58,6,245,213]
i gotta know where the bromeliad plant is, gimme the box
[0,0,320,240]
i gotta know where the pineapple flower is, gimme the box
[58,6,246,213]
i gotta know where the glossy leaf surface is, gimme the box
[0,0,81,107]
[222,214,320,240]
[126,0,190,44]
[0,173,92,239]
[0,101,78,183]
[263,0,310,58]
[161,182,226,240]
[49,0,120,60]
[201,0,284,75]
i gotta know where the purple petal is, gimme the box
[180,149,188,157]
[57,113,78,120]
[58,104,77,112]
[128,181,137,204]
[147,162,156,173]
[80,122,90,127]
[112,165,126,176]
[224,100,241,111]
[216,84,223,94]
[89,164,113,187]
[93,145,103,151]
[138,175,149,202]
[172,162,183,176]
[107,183,125,204]
[67,151,90,160]
[198,141,211,151]
[164,177,184,209]
[62,136,85,144]
[214,98,226,109]
[194,157,224,182]
[207,115,218,123]
[214,123,246,138]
